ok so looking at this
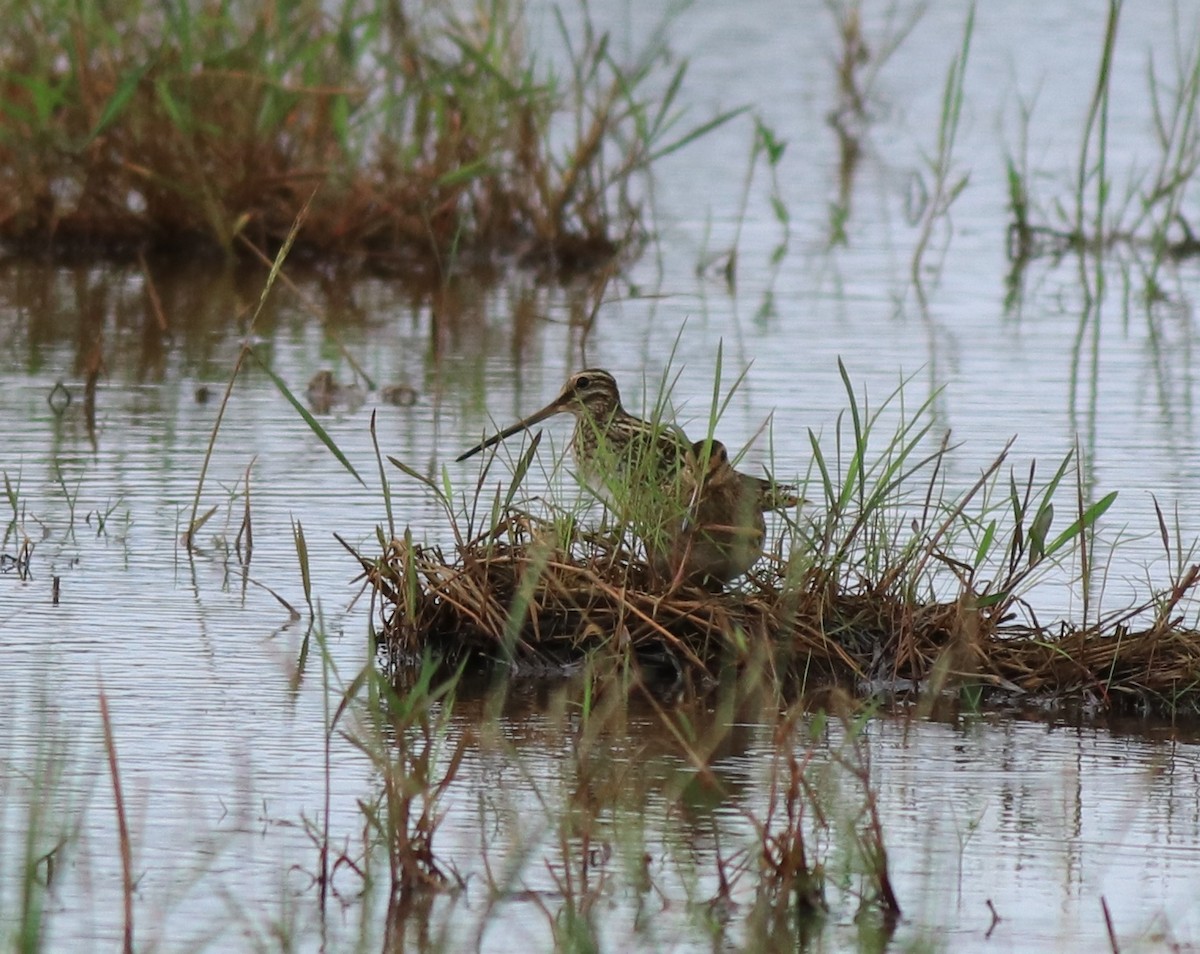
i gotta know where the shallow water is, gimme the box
[4,1,1200,950]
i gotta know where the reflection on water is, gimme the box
[11,669,1199,952]
[3,0,1200,949]
[439,691,1200,953]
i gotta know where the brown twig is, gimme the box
[98,683,134,954]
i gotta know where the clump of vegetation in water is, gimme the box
[0,0,731,273]
[359,360,1200,718]
[1005,2,1200,275]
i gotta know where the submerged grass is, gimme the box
[0,0,731,273]
[361,360,1200,718]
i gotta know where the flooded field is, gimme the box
[4,1,1200,950]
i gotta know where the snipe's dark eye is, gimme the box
[575,375,590,389]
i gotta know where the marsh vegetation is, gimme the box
[4,1,1200,952]
[0,0,730,273]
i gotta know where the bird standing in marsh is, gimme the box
[457,369,801,588]
[456,369,691,502]
[665,439,801,589]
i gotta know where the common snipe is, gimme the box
[456,369,691,500]
[661,440,776,588]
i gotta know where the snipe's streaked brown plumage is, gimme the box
[666,439,802,589]
[456,369,691,500]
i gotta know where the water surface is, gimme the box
[3,1,1200,950]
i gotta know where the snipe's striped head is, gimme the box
[556,369,624,422]
[687,438,731,480]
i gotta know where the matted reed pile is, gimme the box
[360,508,1200,715]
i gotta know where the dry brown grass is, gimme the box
[353,507,1200,717]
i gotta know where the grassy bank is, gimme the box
[0,0,724,273]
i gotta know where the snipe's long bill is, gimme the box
[455,375,587,463]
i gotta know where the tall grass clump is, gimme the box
[299,655,912,948]
[0,0,729,272]
[411,667,906,950]
[361,357,1200,717]
[822,0,926,248]
[719,697,901,949]
[908,4,973,300]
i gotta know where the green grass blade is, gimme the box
[808,430,836,506]
[502,431,543,513]
[644,106,750,165]
[388,455,448,506]
[1028,503,1054,564]
[369,410,395,541]
[1046,490,1118,557]
[292,518,313,616]
[974,519,998,568]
